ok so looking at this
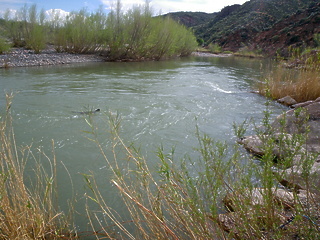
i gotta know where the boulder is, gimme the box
[292,100,315,108]
[223,187,313,211]
[277,96,297,106]
[271,102,320,153]
[240,102,320,160]
[219,186,319,237]
[239,133,306,167]
[274,162,320,194]
[217,211,286,239]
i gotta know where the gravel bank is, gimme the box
[0,47,104,68]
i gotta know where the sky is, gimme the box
[0,0,249,16]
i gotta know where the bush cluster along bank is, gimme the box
[0,1,197,61]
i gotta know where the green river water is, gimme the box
[0,55,287,234]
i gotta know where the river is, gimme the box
[0,55,287,234]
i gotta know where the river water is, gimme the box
[0,55,287,233]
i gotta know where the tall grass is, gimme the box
[258,46,320,103]
[0,93,74,239]
[258,66,320,102]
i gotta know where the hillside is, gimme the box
[162,12,216,28]
[253,2,320,56]
[166,0,319,55]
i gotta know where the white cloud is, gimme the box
[46,9,69,21]
[100,0,248,14]
[101,0,145,11]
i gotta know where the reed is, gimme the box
[258,65,320,103]
[0,93,74,239]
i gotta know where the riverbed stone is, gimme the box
[241,102,320,159]
[277,96,297,106]
[239,133,306,166]
[292,100,315,108]
[271,102,320,153]
[217,204,286,238]
[0,47,104,68]
[223,187,313,211]
[274,162,320,193]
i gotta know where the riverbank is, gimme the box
[0,48,236,68]
[0,47,104,68]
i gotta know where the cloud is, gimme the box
[100,0,247,14]
[46,9,69,21]
[100,0,145,11]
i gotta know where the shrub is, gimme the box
[208,43,222,53]
[0,37,10,54]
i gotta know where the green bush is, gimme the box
[0,37,10,54]
[208,43,222,53]
[314,33,320,48]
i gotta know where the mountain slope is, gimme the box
[254,2,320,55]
[194,0,317,46]
[163,12,216,28]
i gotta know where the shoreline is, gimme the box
[0,48,235,69]
[0,47,105,68]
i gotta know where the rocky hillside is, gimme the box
[253,2,320,56]
[167,0,320,55]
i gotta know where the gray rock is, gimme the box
[274,162,320,193]
[292,100,314,108]
[223,187,313,211]
[241,102,320,160]
[277,96,297,106]
[271,102,320,153]
[239,133,306,167]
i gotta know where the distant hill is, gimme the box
[253,2,320,56]
[162,12,216,28]
[165,0,320,56]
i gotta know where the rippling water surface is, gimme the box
[0,56,287,232]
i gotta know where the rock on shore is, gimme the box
[217,98,320,238]
[0,47,104,68]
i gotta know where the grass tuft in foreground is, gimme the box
[0,93,74,239]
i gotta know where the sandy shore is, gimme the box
[0,47,104,68]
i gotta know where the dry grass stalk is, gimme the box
[0,93,73,239]
[259,66,320,102]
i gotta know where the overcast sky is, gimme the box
[0,0,249,15]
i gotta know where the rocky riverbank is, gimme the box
[218,97,320,238]
[0,47,104,68]
[0,48,236,69]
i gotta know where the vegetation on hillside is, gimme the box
[163,11,216,28]
[169,0,319,57]
[194,0,317,49]
[0,1,197,61]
